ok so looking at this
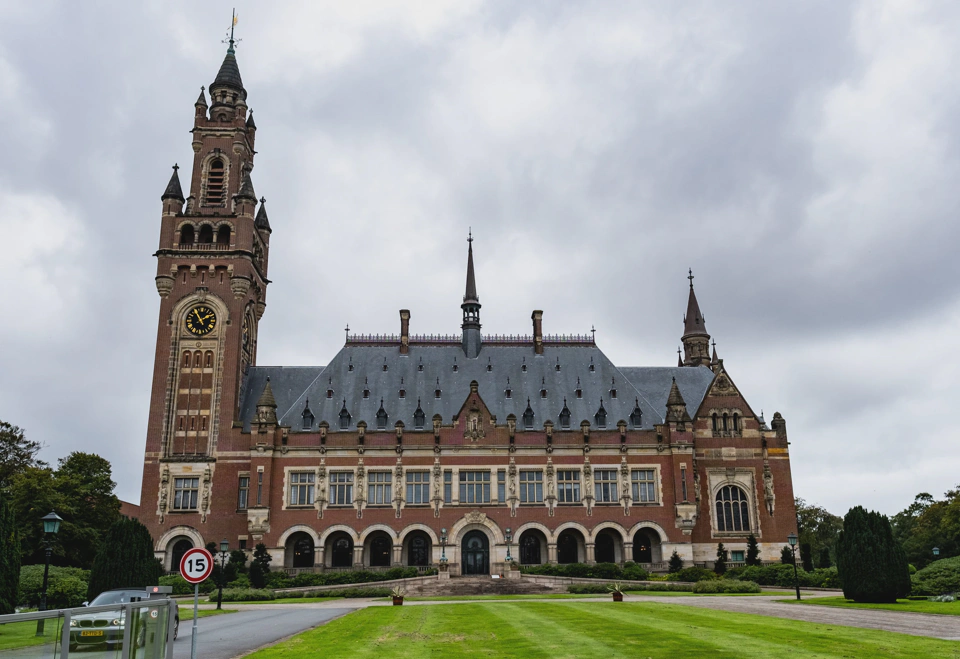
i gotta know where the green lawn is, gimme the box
[624,590,774,597]
[0,620,60,651]
[180,606,238,618]
[244,602,960,658]
[399,594,606,602]
[784,596,960,616]
[225,597,344,605]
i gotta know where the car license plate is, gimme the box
[80,630,104,637]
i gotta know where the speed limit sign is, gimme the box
[180,547,214,584]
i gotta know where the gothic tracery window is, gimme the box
[716,485,751,532]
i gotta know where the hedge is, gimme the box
[210,588,276,602]
[520,562,648,581]
[693,580,761,594]
[666,567,718,583]
[262,567,431,590]
[568,582,697,594]
[911,556,960,596]
[18,565,90,608]
[208,586,395,602]
[724,565,841,588]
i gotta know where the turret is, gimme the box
[461,231,482,358]
[681,269,711,367]
[161,164,184,216]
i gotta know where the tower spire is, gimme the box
[681,268,711,367]
[461,231,482,358]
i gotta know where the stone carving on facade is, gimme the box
[157,466,170,523]
[545,457,556,517]
[315,459,327,519]
[432,457,443,518]
[247,508,269,539]
[354,458,365,518]
[620,456,631,516]
[508,457,518,517]
[155,275,174,298]
[395,458,404,518]
[230,275,251,299]
[200,466,212,522]
[583,457,594,516]
[464,407,485,442]
[464,511,487,525]
[763,465,776,515]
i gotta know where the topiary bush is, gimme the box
[668,567,718,583]
[693,580,761,594]
[836,506,911,603]
[668,550,684,573]
[911,556,960,596]
[18,565,90,608]
[621,562,649,581]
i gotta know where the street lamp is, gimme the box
[933,547,940,558]
[216,539,230,611]
[787,532,801,601]
[440,528,448,563]
[504,528,513,565]
[36,511,63,636]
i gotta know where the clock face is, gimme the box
[185,305,217,336]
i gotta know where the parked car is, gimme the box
[69,587,179,651]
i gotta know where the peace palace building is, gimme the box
[140,42,798,576]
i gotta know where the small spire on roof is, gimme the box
[256,377,277,409]
[677,347,683,368]
[255,196,271,231]
[161,163,185,202]
[195,86,207,107]
[711,340,718,365]
[246,109,256,129]
[236,172,256,201]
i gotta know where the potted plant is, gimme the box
[391,586,405,606]
[607,582,624,602]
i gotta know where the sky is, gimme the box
[1,1,958,517]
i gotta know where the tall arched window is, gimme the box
[716,485,750,532]
[216,225,231,246]
[179,225,195,246]
[198,224,214,244]
[204,158,226,206]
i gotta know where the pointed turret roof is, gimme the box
[683,269,709,338]
[463,230,478,304]
[255,196,271,231]
[711,340,718,366]
[257,377,277,408]
[677,347,683,368]
[236,172,256,201]
[246,110,256,129]
[665,377,692,424]
[666,377,686,408]
[211,46,245,97]
[161,164,184,202]
[195,87,208,107]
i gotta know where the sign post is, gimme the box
[179,547,214,659]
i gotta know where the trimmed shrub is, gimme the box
[836,506,911,603]
[668,550,684,573]
[288,567,422,588]
[726,564,840,589]
[668,567,718,583]
[308,587,393,598]
[158,573,215,595]
[521,563,649,581]
[714,544,728,575]
[18,565,90,608]
[568,584,610,594]
[87,517,161,600]
[818,546,832,569]
[210,588,275,602]
[592,563,622,580]
[248,562,267,589]
[693,580,761,594]
[228,574,250,589]
[780,546,795,564]
[745,535,761,567]
[625,582,695,593]
[911,556,960,596]
[621,563,649,582]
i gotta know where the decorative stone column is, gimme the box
[623,542,633,565]
[393,544,403,566]
[547,543,558,564]
[353,545,364,569]
[315,546,325,570]
[585,542,596,565]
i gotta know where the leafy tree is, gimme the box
[714,543,728,575]
[780,546,794,565]
[818,546,832,568]
[800,542,813,572]
[87,517,161,600]
[892,488,960,569]
[0,496,20,614]
[836,506,910,603]
[668,550,684,573]
[745,534,761,566]
[0,421,45,488]
[795,497,843,569]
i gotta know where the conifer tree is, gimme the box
[87,517,161,600]
[0,497,20,614]
[836,506,910,603]
[668,550,684,573]
[714,543,728,575]
[745,534,761,566]
[818,546,832,568]
[800,542,814,571]
[780,546,795,564]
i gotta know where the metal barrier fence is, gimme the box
[0,598,176,659]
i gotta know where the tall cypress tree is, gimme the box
[0,497,20,614]
[836,506,910,603]
[87,517,161,600]
[745,534,761,566]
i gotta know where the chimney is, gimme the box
[532,310,544,355]
[399,309,410,355]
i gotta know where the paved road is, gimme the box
[173,605,355,659]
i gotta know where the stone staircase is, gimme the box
[413,575,562,597]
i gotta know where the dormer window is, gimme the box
[540,389,547,399]
[610,389,617,399]
[399,389,406,399]
[521,360,527,373]
[487,358,492,372]
[595,400,607,429]
[505,389,512,399]
[555,358,561,372]
[435,389,442,399]
[414,400,425,430]
[302,400,314,430]
[363,389,370,399]
[418,359,424,372]
[630,399,643,429]
[559,399,571,430]
[453,364,459,372]
[522,399,534,430]
[376,400,388,430]
[327,389,334,399]
[348,364,354,372]
[589,359,595,373]
[339,401,351,430]
[383,362,388,372]
[204,158,226,206]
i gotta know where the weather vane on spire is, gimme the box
[468,227,473,244]
[223,8,240,53]
[688,268,694,289]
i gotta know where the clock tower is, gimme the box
[141,38,271,535]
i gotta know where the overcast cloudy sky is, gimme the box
[1,1,958,516]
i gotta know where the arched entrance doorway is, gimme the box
[557,529,584,564]
[518,530,546,565]
[406,532,431,567]
[595,530,617,564]
[633,529,662,564]
[461,530,489,575]
[328,532,354,568]
[286,532,315,568]
[170,538,193,573]
[368,532,392,567]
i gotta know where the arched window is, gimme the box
[193,351,202,367]
[559,401,571,430]
[216,225,231,246]
[205,351,213,368]
[198,224,214,244]
[182,351,192,368]
[204,158,226,206]
[716,485,751,532]
[413,401,425,430]
[522,400,534,431]
[179,225,195,246]
[712,413,719,432]
[732,413,740,434]
[722,413,729,432]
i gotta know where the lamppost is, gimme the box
[216,539,230,610]
[787,532,801,601]
[933,547,940,558]
[440,528,448,565]
[35,511,63,636]
[505,528,513,565]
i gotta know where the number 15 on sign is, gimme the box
[180,547,213,659]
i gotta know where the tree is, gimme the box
[795,497,843,570]
[800,542,813,572]
[253,543,272,573]
[0,496,20,614]
[0,421,45,488]
[668,550,684,573]
[780,546,794,564]
[745,534,761,566]
[818,546,832,568]
[248,561,266,588]
[714,543,728,575]
[229,549,248,574]
[892,488,960,569]
[87,517,162,600]
[836,506,911,603]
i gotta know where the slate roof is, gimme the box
[211,48,245,95]
[238,344,716,433]
[161,165,184,202]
